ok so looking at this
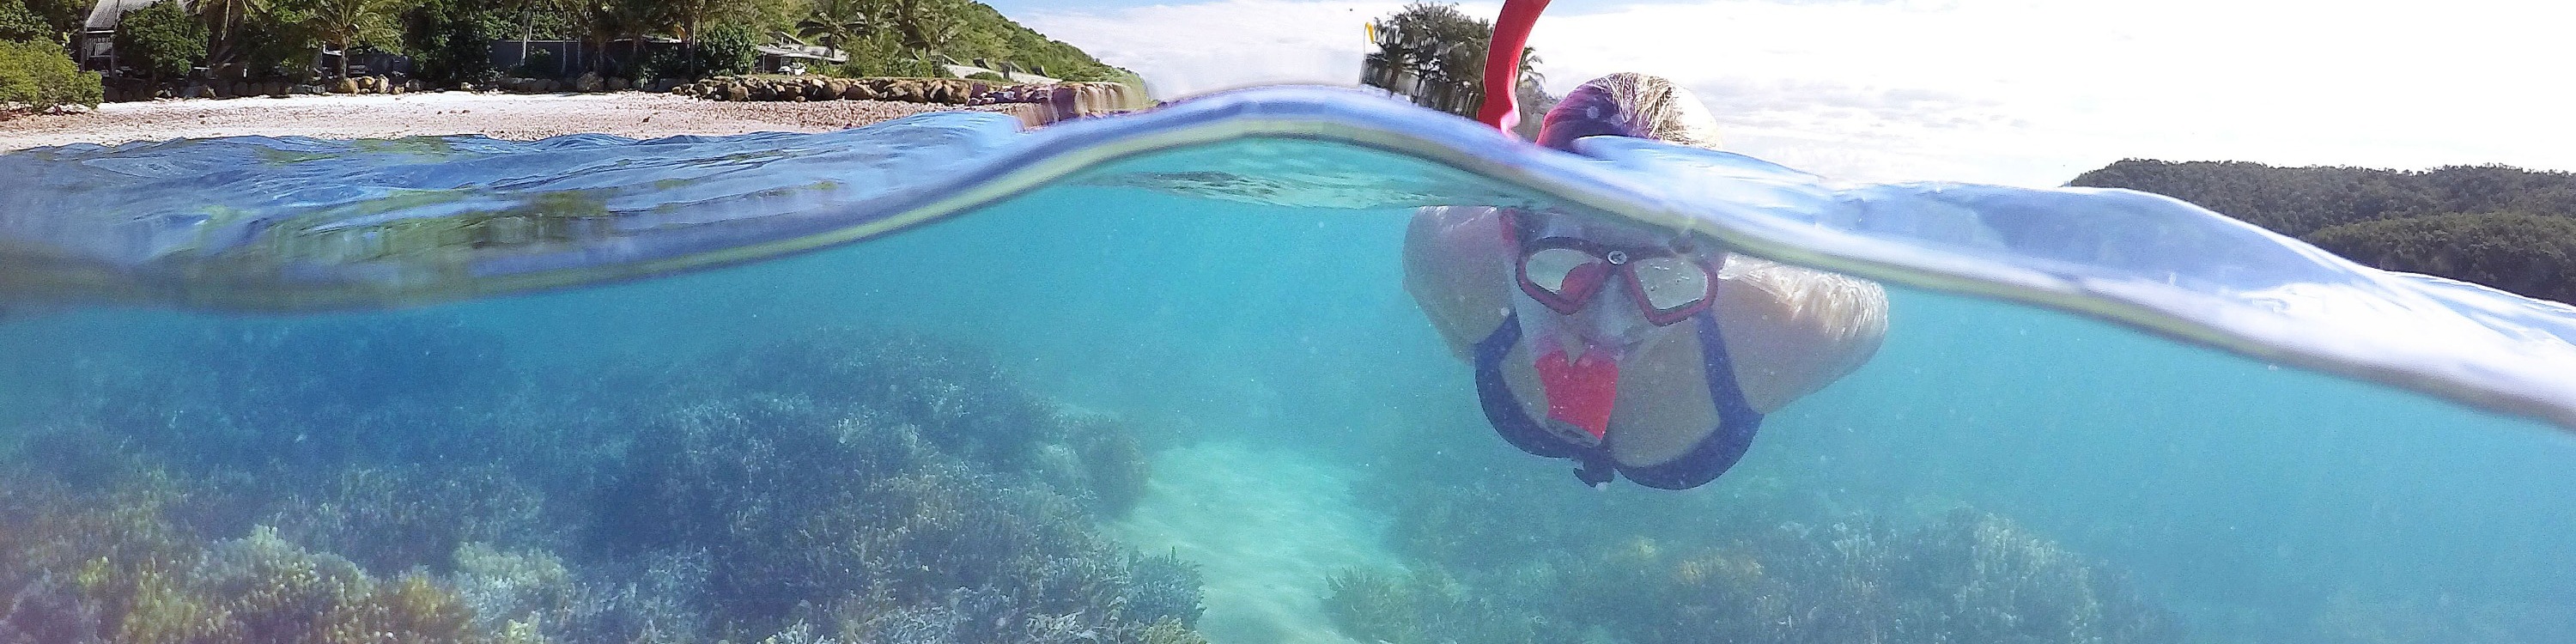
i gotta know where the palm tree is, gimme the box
[885,0,960,62]
[796,0,876,58]
[606,0,664,75]
[191,0,270,70]
[307,0,410,78]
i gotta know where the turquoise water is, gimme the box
[1,88,2572,643]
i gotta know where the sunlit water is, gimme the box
[1,88,2569,644]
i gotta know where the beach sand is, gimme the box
[0,91,1039,151]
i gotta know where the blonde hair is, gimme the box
[1542,73,1723,150]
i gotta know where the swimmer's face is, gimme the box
[1512,214,1719,354]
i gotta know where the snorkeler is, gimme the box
[1406,0,1889,489]
[1406,74,1888,489]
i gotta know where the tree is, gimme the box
[192,0,273,69]
[0,0,48,43]
[884,0,961,62]
[2,0,88,42]
[295,0,411,77]
[113,0,207,82]
[1361,2,1525,118]
[795,0,873,58]
[2306,212,2576,304]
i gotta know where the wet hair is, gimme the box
[1536,73,1723,152]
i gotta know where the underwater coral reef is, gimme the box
[0,319,1203,644]
[1323,442,2188,644]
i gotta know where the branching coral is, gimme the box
[1340,444,2185,644]
[4,323,1203,644]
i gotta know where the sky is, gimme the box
[1001,0,2576,187]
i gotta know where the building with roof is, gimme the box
[77,0,187,71]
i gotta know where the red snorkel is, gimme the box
[1476,0,1552,131]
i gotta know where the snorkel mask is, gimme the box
[1504,209,1722,444]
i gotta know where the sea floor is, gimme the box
[1114,441,1397,644]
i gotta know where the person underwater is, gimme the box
[1405,72,1892,489]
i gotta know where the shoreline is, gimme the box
[0,91,1039,152]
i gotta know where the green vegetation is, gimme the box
[1363,3,1500,118]
[2072,160,2576,303]
[1361,2,1549,132]
[298,0,409,77]
[0,0,82,43]
[2306,213,2576,303]
[114,0,208,82]
[0,38,100,112]
[8,0,1122,95]
[0,0,48,43]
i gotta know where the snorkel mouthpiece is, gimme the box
[1534,345,1619,442]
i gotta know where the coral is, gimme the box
[1133,617,1208,644]
[1060,411,1153,519]
[593,386,1193,641]
[1320,568,1553,644]
[1121,551,1205,628]
[186,526,483,644]
[448,543,574,638]
[264,465,557,574]
[1339,440,2184,644]
[3,325,1201,644]
[550,549,709,644]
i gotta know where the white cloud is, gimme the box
[1028,0,2576,186]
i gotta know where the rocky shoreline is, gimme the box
[671,76,1147,123]
[99,74,1149,125]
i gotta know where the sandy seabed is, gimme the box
[0,91,1040,151]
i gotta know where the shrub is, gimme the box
[0,38,99,112]
[633,47,684,82]
[964,70,1006,82]
[688,22,757,78]
[512,48,557,79]
[112,0,205,82]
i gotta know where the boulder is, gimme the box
[292,84,325,95]
[574,71,602,93]
[823,79,851,100]
[536,79,561,93]
[883,80,920,102]
[331,78,358,94]
[605,76,630,92]
[723,84,749,101]
[841,83,877,100]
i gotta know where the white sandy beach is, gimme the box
[0,92,1038,151]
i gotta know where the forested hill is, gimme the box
[2070,160,2576,304]
[950,2,1135,83]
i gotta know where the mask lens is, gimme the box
[1631,256,1712,311]
[1522,247,1604,295]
